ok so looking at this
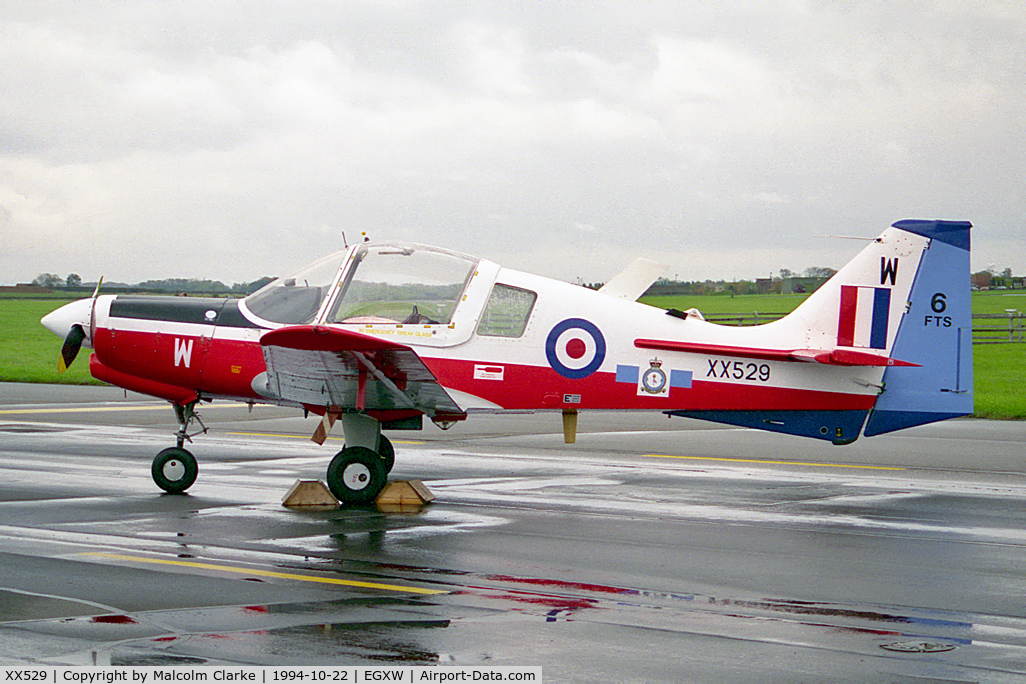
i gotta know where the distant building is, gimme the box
[781,276,829,295]
[0,284,53,294]
[972,272,992,290]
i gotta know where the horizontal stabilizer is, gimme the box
[635,339,918,367]
[599,257,667,301]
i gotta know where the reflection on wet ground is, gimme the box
[1,404,1025,680]
[3,564,1016,678]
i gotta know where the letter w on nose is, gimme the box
[174,338,194,368]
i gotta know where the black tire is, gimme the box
[152,447,198,494]
[377,435,395,474]
[326,446,387,504]
[341,437,396,474]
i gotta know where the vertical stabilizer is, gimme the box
[863,220,973,435]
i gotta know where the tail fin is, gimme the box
[785,219,973,435]
[666,219,972,442]
[862,220,973,434]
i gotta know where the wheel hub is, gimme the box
[342,462,372,490]
[162,459,186,482]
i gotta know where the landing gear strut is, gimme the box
[151,400,205,494]
[147,401,398,502]
[173,401,207,449]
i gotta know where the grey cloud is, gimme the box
[1,1,1023,285]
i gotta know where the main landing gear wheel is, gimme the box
[326,446,387,505]
[377,435,395,474]
[340,436,395,474]
[152,447,198,494]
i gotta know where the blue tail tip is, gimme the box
[892,219,971,251]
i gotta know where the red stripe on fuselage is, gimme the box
[424,357,873,412]
[91,324,872,414]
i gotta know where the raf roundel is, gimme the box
[545,318,607,379]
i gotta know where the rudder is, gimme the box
[863,220,973,435]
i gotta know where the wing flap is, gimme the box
[261,326,464,417]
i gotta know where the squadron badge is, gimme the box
[640,358,668,396]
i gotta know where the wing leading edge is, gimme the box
[260,325,464,419]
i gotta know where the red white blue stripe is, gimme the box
[837,285,890,349]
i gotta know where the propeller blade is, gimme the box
[90,276,102,339]
[58,324,86,374]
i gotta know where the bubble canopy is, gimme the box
[327,244,478,325]
[242,249,348,325]
[241,243,479,326]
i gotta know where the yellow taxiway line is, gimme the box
[230,431,340,440]
[0,402,267,416]
[84,552,445,595]
[0,405,895,471]
[644,453,904,471]
[229,431,424,445]
[0,405,171,415]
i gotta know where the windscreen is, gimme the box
[243,250,347,325]
[328,244,478,325]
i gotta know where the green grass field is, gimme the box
[640,292,811,317]
[5,295,1025,419]
[1,299,100,385]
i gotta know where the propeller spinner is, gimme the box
[41,297,95,373]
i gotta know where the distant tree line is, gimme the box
[778,266,838,279]
[32,273,81,289]
[973,268,1023,290]
[589,266,841,297]
[31,273,276,295]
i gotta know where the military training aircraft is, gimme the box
[41,219,972,504]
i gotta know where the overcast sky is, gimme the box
[2,1,1024,286]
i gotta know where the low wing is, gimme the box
[260,325,464,418]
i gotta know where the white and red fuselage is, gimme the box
[44,220,974,447]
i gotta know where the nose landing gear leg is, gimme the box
[173,401,207,449]
[152,400,204,494]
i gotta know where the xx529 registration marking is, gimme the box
[706,359,771,382]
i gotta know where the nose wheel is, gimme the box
[152,447,198,494]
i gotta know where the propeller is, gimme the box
[58,325,86,374]
[44,277,102,374]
